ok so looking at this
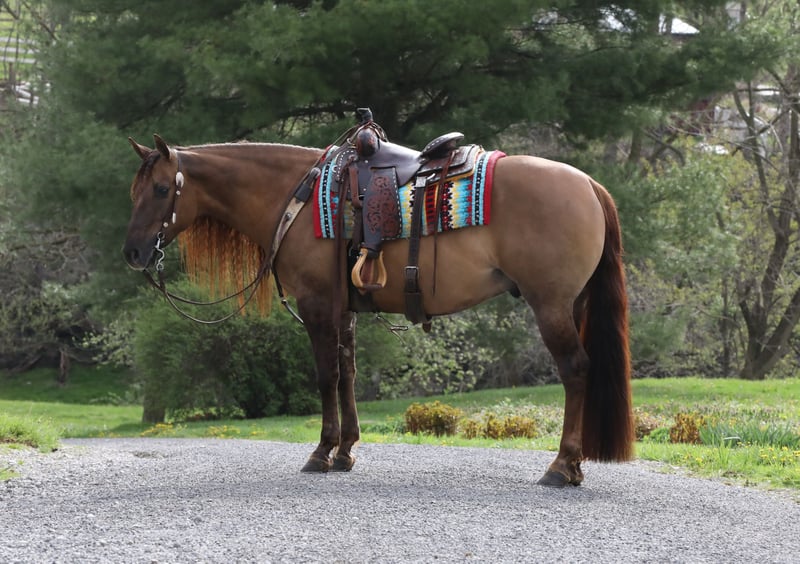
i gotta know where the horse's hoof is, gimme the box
[301,456,332,473]
[332,453,355,472]
[537,470,580,488]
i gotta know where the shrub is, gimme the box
[359,295,545,400]
[669,412,705,444]
[633,408,664,440]
[460,413,537,440]
[645,427,671,443]
[501,414,537,439]
[404,401,463,436]
[132,283,318,423]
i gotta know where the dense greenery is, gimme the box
[1,0,798,416]
[130,282,319,422]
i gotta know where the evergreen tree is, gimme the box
[0,0,783,381]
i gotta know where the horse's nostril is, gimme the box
[123,246,140,266]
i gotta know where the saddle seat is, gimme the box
[355,131,465,189]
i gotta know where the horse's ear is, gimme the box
[128,137,151,161]
[153,134,172,161]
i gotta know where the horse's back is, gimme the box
[369,155,607,315]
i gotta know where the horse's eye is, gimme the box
[154,184,170,198]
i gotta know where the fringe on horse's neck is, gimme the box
[179,217,273,316]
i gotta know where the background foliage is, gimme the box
[1,0,798,421]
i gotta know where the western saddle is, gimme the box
[299,108,478,326]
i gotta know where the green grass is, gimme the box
[0,412,61,480]
[0,366,144,440]
[0,366,135,403]
[1,368,799,492]
[637,441,800,490]
[0,412,59,451]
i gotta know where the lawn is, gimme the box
[1,366,799,491]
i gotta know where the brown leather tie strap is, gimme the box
[432,151,455,296]
[404,175,430,325]
[347,161,364,250]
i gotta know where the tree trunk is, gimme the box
[57,347,70,386]
[142,379,167,424]
[735,64,800,380]
[142,402,166,425]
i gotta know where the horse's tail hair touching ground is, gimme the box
[579,180,635,462]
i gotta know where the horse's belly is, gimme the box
[368,227,513,315]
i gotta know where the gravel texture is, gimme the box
[1,438,799,563]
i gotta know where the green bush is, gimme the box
[132,282,318,422]
[644,427,671,443]
[633,407,665,440]
[358,295,544,400]
[404,401,463,436]
[669,412,706,444]
[403,401,538,440]
[460,413,537,440]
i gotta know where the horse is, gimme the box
[122,133,634,487]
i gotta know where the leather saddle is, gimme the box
[314,108,478,327]
[333,110,473,293]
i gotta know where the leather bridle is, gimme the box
[139,150,313,325]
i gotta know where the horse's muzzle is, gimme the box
[122,242,155,271]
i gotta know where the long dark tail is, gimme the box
[580,180,635,461]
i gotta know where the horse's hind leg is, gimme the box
[530,298,589,487]
[333,311,360,471]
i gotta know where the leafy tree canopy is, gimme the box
[2,0,780,317]
[42,0,777,146]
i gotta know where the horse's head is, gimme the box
[123,135,197,270]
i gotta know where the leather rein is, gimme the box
[140,149,325,325]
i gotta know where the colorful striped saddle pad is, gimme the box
[313,148,505,240]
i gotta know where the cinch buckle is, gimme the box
[404,266,420,292]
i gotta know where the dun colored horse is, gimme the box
[123,134,634,487]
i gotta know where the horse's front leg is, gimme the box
[299,300,342,473]
[332,311,359,471]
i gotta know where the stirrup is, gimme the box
[352,247,387,292]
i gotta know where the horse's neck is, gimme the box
[182,144,320,246]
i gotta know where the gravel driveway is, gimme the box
[1,438,799,563]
